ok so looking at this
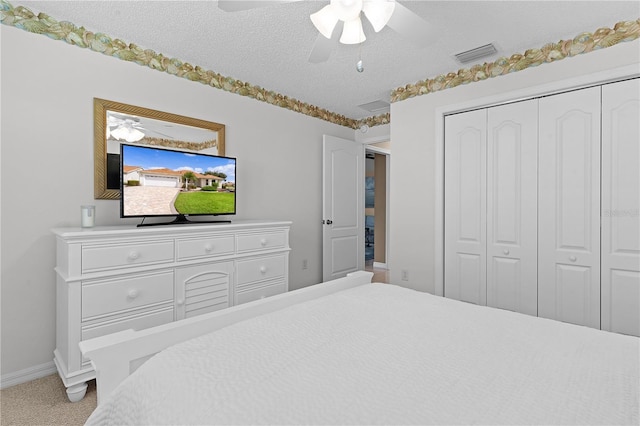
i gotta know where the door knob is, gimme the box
[569,255,577,262]
[503,249,510,255]
[326,220,333,225]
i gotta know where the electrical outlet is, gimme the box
[302,259,308,270]
[401,270,409,281]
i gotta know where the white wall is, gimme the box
[355,123,390,144]
[389,40,640,294]
[0,25,354,378]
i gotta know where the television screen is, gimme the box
[120,144,236,222]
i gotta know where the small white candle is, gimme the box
[81,205,95,228]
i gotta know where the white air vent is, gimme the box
[358,100,390,113]
[454,43,498,64]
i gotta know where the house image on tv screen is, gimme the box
[123,166,224,189]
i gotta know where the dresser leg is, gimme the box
[66,382,88,402]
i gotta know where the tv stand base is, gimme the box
[137,214,231,227]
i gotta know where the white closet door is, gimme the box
[486,100,538,316]
[444,109,487,305]
[601,78,640,337]
[538,87,601,328]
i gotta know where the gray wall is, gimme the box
[0,25,354,378]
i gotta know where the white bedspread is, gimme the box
[86,283,639,425]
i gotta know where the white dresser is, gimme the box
[53,220,291,401]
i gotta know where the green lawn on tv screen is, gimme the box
[174,192,235,214]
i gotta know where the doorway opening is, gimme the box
[365,143,390,283]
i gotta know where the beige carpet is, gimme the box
[1,374,96,425]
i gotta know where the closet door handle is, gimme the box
[503,249,510,255]
[569,255,577,262]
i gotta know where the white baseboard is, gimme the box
[373,262,388,270]
[0,361,57,389]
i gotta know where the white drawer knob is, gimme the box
[176,299,185,306]
[503,249,510,255]
[260,266,267,274]
[127,251,140,261]
[127,289,139,299]
[260,238,268,246]
[204,243,213,253]
[569,255,577,262]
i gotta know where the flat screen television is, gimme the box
[120,143,236,227]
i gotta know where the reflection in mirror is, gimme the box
[94,98,225,199]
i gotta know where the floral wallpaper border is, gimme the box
[1,0,637,129]
[391,19,640,102]
[0,0,367,129]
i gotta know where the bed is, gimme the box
[80,271,639,425]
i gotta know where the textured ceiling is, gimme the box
[13,1,640,120]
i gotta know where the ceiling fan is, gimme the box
[217,0,435,63]
[107,113,146,142]
[107,112,176,142]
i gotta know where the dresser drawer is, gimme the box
[236,254,286,285]
[82,241,174,273]
[176,235,235,261]
[81,306,174,341]
[237,231,286,253]
[82,271,174,319]
[81,306,174,367]
[235,280,287,305]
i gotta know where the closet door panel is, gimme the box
[486,100,538,316]
[538,87,601,328]
[601,78,640,336]
[444,110,487,305]
[555,264,597,326]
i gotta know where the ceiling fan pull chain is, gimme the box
[356,21,365,72]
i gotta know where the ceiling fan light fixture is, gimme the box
[310,4,339,39]
[333,0,364,21]
[362,0,396,32]
[111,124,145,142]
[109,126,126,141]
[128,128,145,142]
[340,17,366,44]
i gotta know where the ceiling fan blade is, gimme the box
[308,20,343,63]
[217,0,300,12]
[385,2,436,48]
[308,33,336,63]
[362,0,396,32]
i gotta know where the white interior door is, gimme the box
[322,135,364,281]
[486,100,538,316]
[538,86,601,328]
[444,110,487,305]
[601,78,640,337]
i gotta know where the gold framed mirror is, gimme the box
[94,98,226,199]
